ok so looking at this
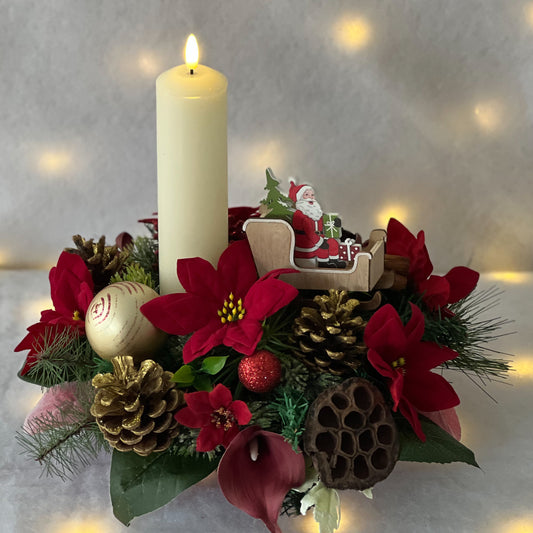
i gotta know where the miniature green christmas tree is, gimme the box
[260,168,295,222]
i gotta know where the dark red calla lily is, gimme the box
[218,426,306,533]
[364,303,460,441]
[175,384,252,452]
[141,239,298,362]
[386,219,479,310]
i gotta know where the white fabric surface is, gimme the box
[1,0,533,272]
[1,270,531,533]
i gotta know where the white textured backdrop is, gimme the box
[1,0,532,271]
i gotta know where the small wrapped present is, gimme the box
[323,213,342,239]
[339,239,361,262]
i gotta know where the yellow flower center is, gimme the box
[211,406,236,431]
[391,356,406,369]
[217,293,246,324]
[72,310,82,321]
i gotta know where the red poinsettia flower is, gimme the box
[141,239,298,362]
[364,303,460,441]
[15,252,94,376]
[175,384,252,452]
[386,218,479,311]
[218,426,306,533]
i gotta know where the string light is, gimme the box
[333,15,372,51]
[247,139,285,173]
[473,101,503,133]
[376,204,409,228]
[37,149,73,177]
[511,356,533,380]
[45,516,114,533]
[524,3,533,27]
[20,296,53,324]
[485,272,531,284]
[137,51,161,76]
[498,514,533,533]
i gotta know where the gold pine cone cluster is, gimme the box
[90,356,183,456]
[292,289,368,376]
[65,234,130,292]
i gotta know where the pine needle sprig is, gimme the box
[110,263,155,289]
[25,330,99,388]
[271,389,309,451]
[424,287,513,383]
[128,236,159,289]
[15,384,107,480]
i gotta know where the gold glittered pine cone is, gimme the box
[90,355,183,456]
[303,377,399,491]
[292,289,368,376]
[65,235,129,292]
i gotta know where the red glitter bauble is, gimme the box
[238,350,282,393]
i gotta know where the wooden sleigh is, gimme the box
[243,218,389,292]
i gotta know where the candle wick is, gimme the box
[190,68,194,75]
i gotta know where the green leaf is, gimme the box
[300,482,341,533]
[397,416,479,467]
[171,365,195,385]
[194,374,213,391]
[201,356,228,375]
[110,449,218,525]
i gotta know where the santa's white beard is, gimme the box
[296,199,323,221]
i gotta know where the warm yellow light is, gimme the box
[474,101,502,132]
[247,139,285,172]
[511,356,533,379]
[0,248,10,266]
[524,3,533,27]
[46,517,113,533]
[376,204,409,228]
[499,514,533,533]
[334,16,372,51]
[485,271,532,284]
[21,296,53,324]
[185,34,199,71]
[37,149,73,176]
[137,51,160,76]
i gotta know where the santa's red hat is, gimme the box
[288,178,313,203]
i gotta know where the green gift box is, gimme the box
[323,213,342,239]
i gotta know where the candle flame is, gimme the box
[185,34,199,71]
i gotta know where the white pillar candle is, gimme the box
[156,34,228,294]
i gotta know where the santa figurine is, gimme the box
[289,179,346,268]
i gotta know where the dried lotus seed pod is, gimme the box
[303,377,399,490]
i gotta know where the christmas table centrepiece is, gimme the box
[14,174,512,533]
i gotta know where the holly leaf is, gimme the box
[171,365,195,385]
[193,374,213,391]
[201,356,228,375]
[300,482,341,533]
[397,416,479,467]
[110,449,218,525]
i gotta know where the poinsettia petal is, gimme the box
[398,399,426,441]
[223,318,264,356]
[141,293,216,335]
[244,278,299,322]
[411,230,433,282]
[389,371,404,410]
[403,370,460,412]
[209,383,233,409]
[257,268,299,282]
[444,266,479,304]
[177,256,223,300]
[363,305,407,363]
[197,425,225,452]
[420,408,461,441]
[222,425,241,448]
[218,426,306,533]
[182,321,227,363]
[408,341,459,371]
[182,390,211,414]
[231,400,252,425]
[174,406,210,428]
[386,218,415,257]
[404,303,425,345]
[366,349,396,381]
[419,275,450,310]
[217,240,259,297]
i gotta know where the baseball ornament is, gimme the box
[238,350,282,393]
[85,281,166,362]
